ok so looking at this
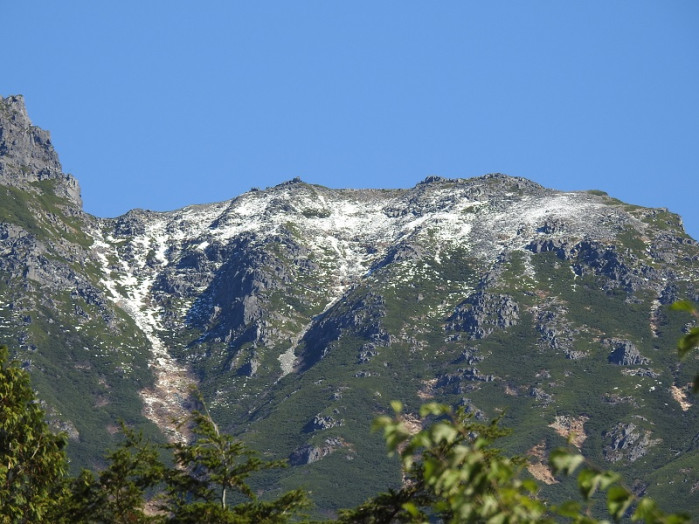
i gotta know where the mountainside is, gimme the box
[1,95,697,514]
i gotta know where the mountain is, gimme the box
[1,95,697,514]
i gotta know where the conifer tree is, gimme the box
[159,394,310,523]
[59,426,163,523]
[0,345,68,522]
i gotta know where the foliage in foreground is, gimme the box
[669,300,699,392]
[339,401,689,523]
[0,345,68,523]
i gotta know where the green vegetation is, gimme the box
[58,396,310,523]
[640,209,687,234]
[0,287,161,474]
[301,208,331,219]
[669,300,699,392]
[190,242,697,515]
[0,185,41,232]
[0,343,692,522]
[340,402,688,523]
[1,347,309,523]
[616,228,647,252]
[0,345,68,522]
[0,179,92,247]
[2,168,697,517]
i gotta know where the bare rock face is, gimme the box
[605,338,650,366]
[436,367,495,394]
[447,292,519,339]
[603,422,660,463]
[289,445,328,465]
[49,418,80,442]
[288,437,348,465]
[534,299,583,359]
[307,413,344,431]
[0,95,82,208]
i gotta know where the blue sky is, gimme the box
[4,2,699,239]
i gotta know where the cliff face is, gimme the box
[0,95,81,207]
[1,98,697,513]
[0,97,158,464]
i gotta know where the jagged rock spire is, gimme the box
[0,94,82,208]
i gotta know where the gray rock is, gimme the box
[604,338,650,366]
[447,292,519,339]
[289,445,327,465]
[534,300,584,359]
[603,422,660,463]
[307,413,343,431]
[289,438,346,465]
[530,386,553,406]
[0,95,82,207]
[436,367,494,394]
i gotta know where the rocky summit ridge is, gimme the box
[1,95,697,513]
[0,95,81,207]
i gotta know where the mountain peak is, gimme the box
[273,176,305,188]
[0,94,82,208]
[0,94,31,126]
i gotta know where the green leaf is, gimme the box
[556,500,581,518]
[402,501,419,517]
[670,300,696,312]
[419,402,450,417]
[666,515,692,524]
[631,497,657,521]
[371,415,393,433]
[0,346,68,521]
[677,327,699,358]
[598,471,621,491]
[549,448,585,476]
[577,469,597,500]
[431,422,458,444]
[521,479,539,494]
[607,485,632,520]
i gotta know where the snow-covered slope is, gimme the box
[89,175,690,442]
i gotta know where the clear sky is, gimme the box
[4,2,699,239]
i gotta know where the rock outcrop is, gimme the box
[0,95,82,207]
[603,422,661,463]
[605,338,650,366]
[447,292,520,339]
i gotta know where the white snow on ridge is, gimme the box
[94,187,616,327]
[132,185,617,301]
[89,180,626,411]
[90,183,486,386]
[514,193,595,225]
